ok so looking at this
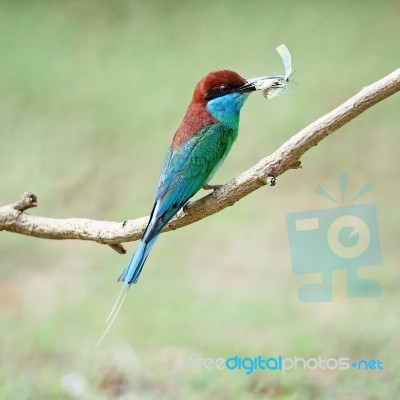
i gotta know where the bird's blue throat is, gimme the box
[206,92,249,129]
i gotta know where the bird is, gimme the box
[120,71,259,285]
[97,69,283,344]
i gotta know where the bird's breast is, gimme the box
[171,102,218,150]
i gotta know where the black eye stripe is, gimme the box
[204,84,234,100]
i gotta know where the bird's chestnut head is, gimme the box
[193,70,257,103]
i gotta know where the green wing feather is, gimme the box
[152,124,238,224]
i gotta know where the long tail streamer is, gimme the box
[94,283,129,348]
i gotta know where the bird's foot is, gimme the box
[202,183,222,191]
[183,201,192,214]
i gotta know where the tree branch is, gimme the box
[1,68,399,253]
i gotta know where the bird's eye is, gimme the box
[204,83,231,100]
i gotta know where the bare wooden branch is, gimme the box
[1,68,399,250]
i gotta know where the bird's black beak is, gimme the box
[235,80,258,94]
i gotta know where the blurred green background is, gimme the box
[0,0,399,399]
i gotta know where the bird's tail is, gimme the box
[95,231,160,347]
[117,235,158,284]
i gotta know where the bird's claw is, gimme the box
[183,201,192,214]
